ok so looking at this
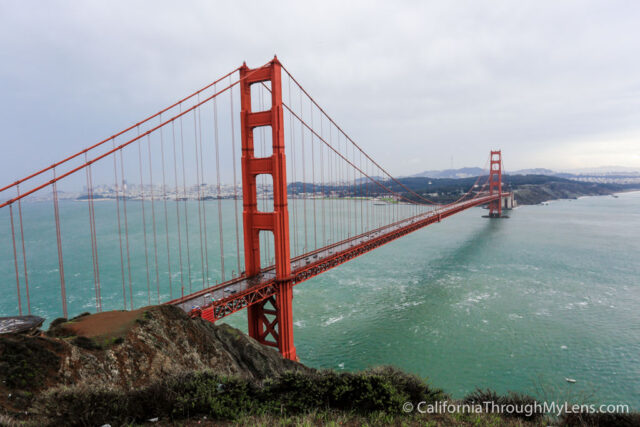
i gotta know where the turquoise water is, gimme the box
[0,197,423,314]
[229,192,640,408]
[1,192,639,408]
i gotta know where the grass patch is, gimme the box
[46,308,145,350]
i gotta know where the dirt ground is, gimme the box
[61,307,148,339]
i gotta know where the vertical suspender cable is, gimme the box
[229,81,242,275]
[159,118,173,300]
[345,135,350,238]
[299,89,308,253]
[112,140,127,309]
[361,154,365,232]
[9,204,22,316]
[84,153,100,312]
[52,168,68,318]
[320,114,326,246]
[214,84,226,281]
[179,107,193,293]
[88,159,102,311]
[359,149,363,234]
[343,134,348,239]
[365,156,370,232]
[16,185,30,314]
[137,129,151,305]
[339,135,343,240]
[171,121,186,298]
[310,98,317,250]
[197,96,211,286]
[147,134,161,303]
[329,124,334,245]
[193,106,206,288]
[288,77,299,258]
[352,144,357,236]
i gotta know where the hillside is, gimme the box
[505,175,626,205]
[288,174,638,205]
[0,305,306,420]
[411,167,485,179]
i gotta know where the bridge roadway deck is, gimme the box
[169,193,504,321]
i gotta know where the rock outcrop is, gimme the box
[0,305,308,415]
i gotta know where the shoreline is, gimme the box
[524,187,640,206]
[511,183,640,206]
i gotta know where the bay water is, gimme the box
[1,192,638,408]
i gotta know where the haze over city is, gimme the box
[1,0,640,184]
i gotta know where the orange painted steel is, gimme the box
[239,57,296,360]
[489,150,503,217]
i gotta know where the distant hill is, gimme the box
[413,166,640,178]
[560,166,640,175]
[510,168,555,175]
[411,167,485,179]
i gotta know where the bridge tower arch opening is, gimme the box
[239,57,297,360]
[488,150,503,218]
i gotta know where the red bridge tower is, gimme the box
[488,150,503,218]
[239,57,297,360]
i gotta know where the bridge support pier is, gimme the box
[240,57,297,361]
[245,280,295,359]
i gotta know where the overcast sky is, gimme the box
[1,0,640,184]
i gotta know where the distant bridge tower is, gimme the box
[239,57,297,360]
[488,150,503,218]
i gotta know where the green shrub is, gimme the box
[262,370,402,413]
[463,388,542,421]
[36,367,445,425]
[170,373,260,419]
[261,367,444,415]
[366,365,447,403]
[560,411,640,427]
[40,387,131,426]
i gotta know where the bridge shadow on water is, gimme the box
[418,217,503,283]
[375,217,507,321]
[300,217,509,368]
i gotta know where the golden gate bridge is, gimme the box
[1,57,510,360]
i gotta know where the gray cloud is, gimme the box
[1,0,640,185]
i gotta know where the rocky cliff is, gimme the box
[0,305,307,416]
